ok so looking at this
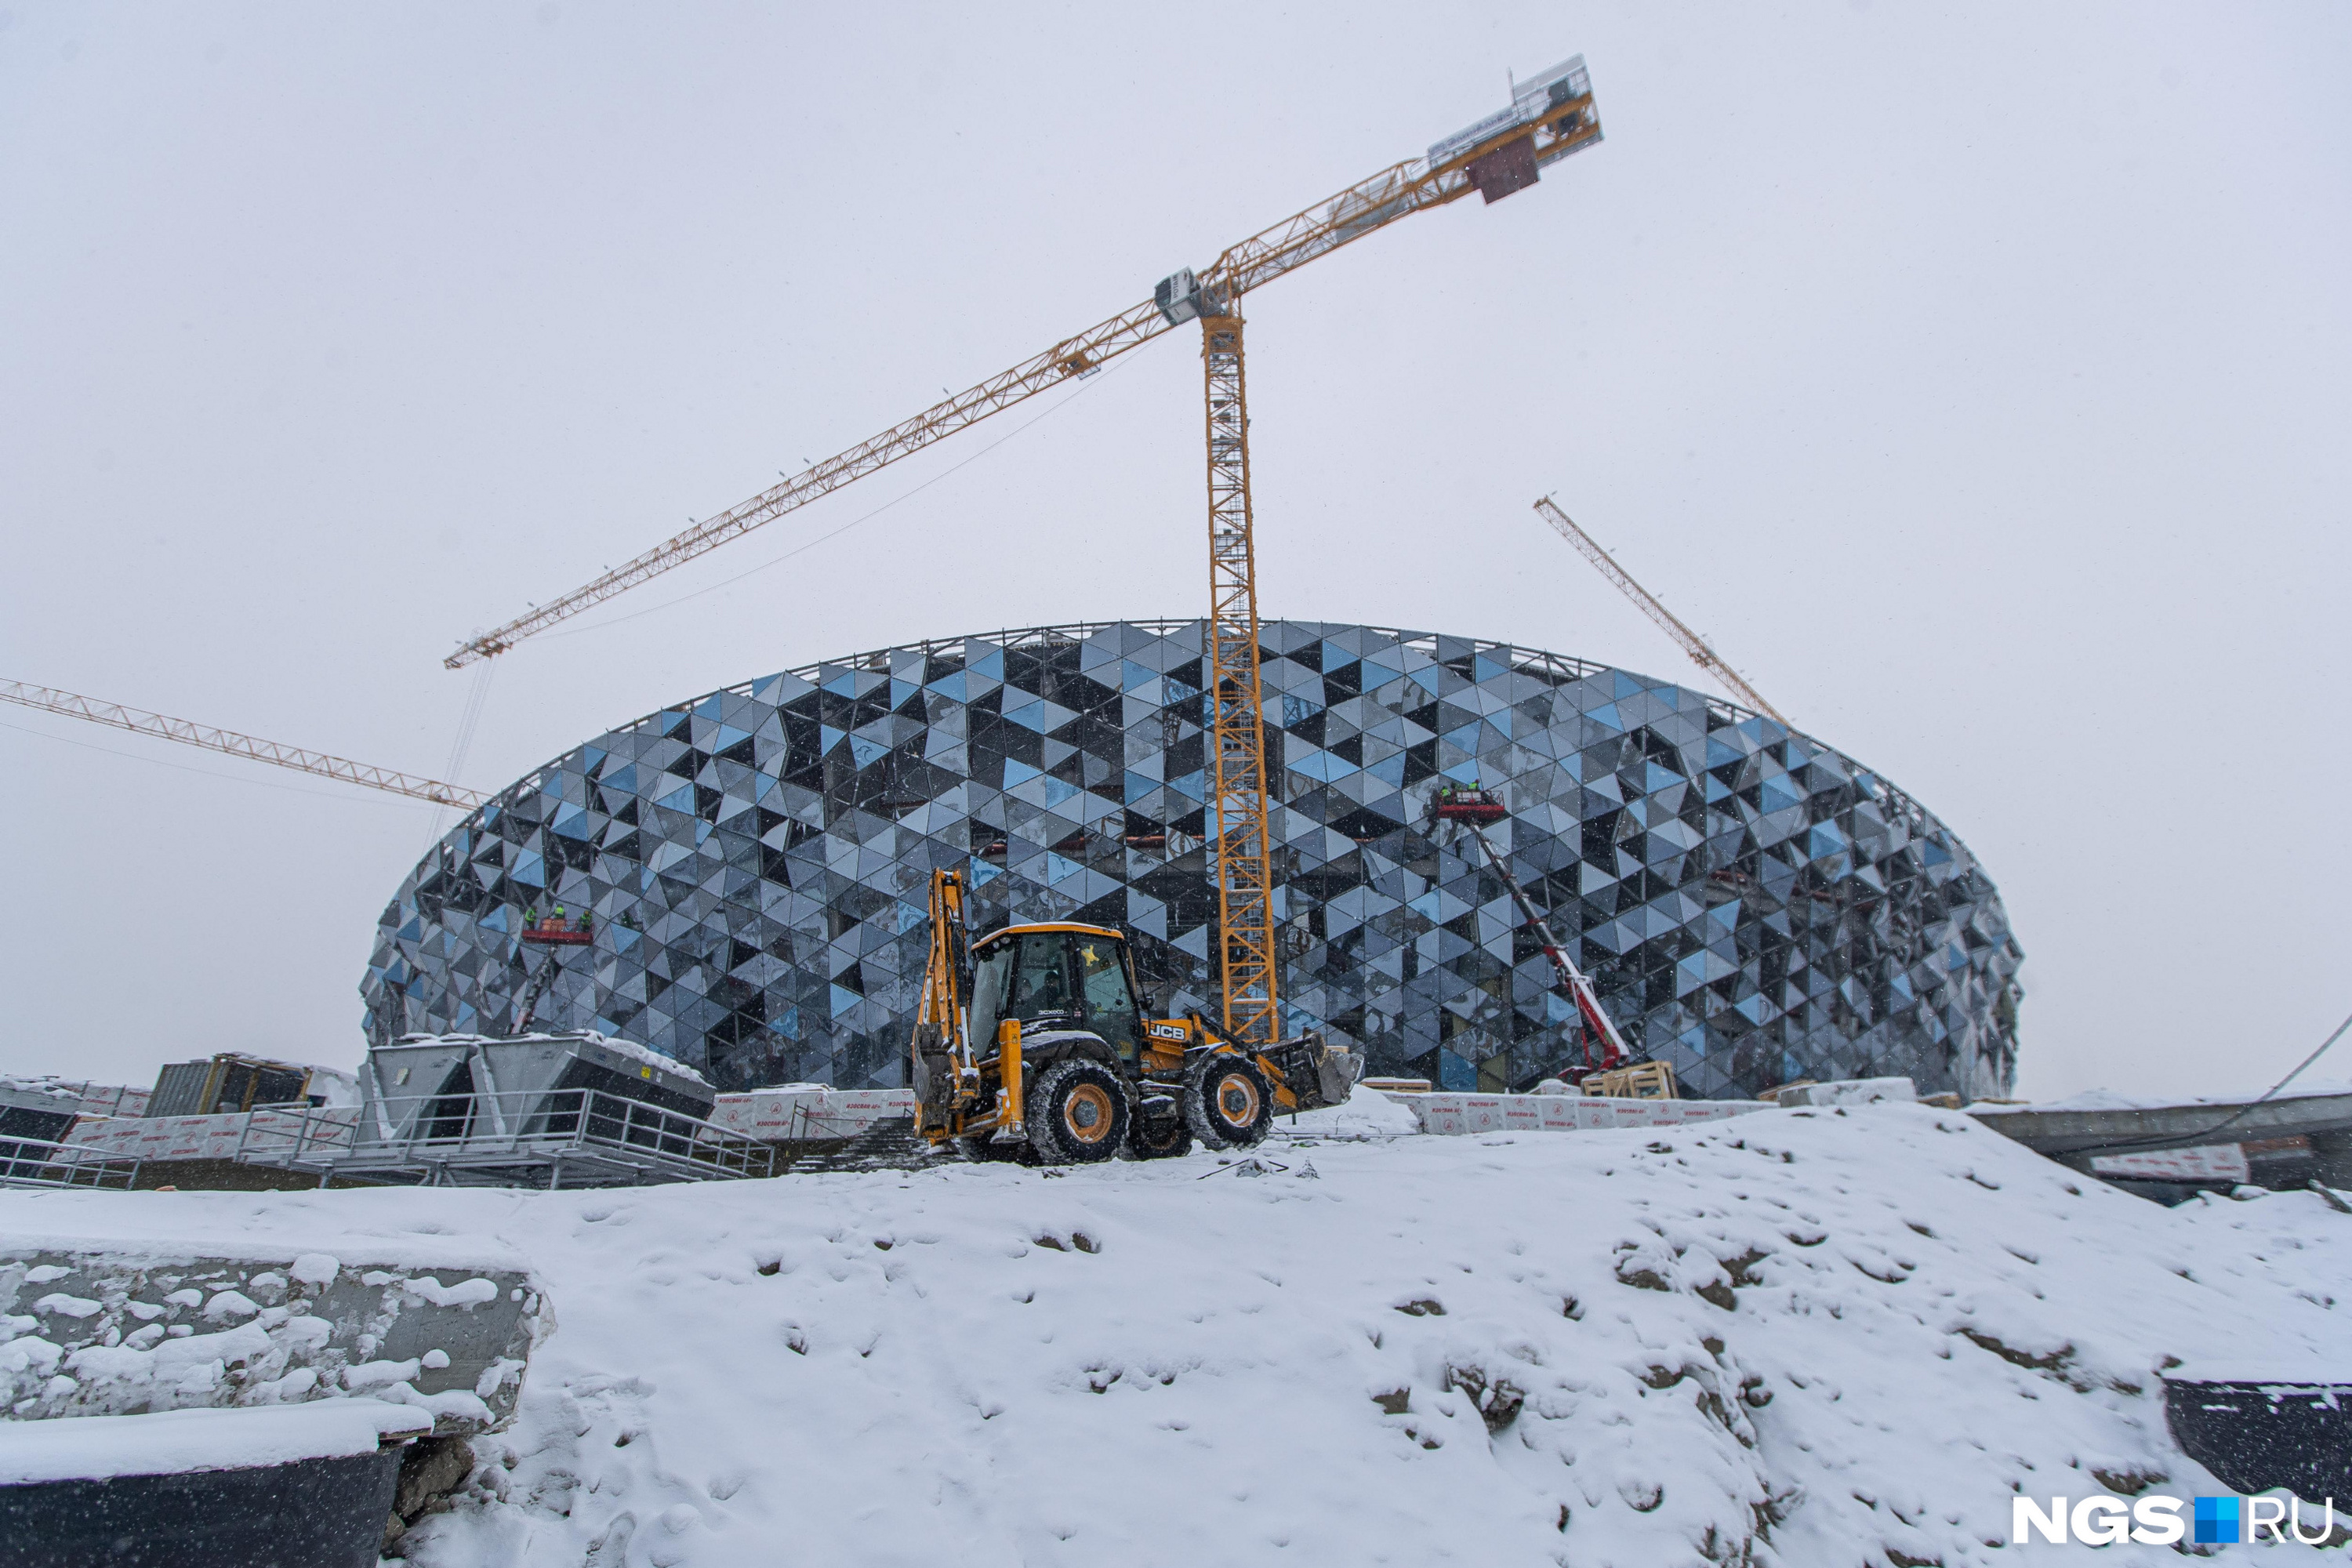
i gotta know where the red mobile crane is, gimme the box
[511,909,595,1033]
[1430,784,1650,1088]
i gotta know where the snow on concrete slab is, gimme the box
[5,1104,2347,1566]
[1975,1076,2352,1116]
[0,1399,428,1485]
[0,1211,529,1279]
[2164,1358,2352,1388]
[1773,1076,1916,1108]
[2,1232,543,1434]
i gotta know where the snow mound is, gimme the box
[7,1106,2346,1566]
[1279,1084,1423,1141]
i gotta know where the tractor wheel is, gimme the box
[1026,1061,1129,1165]
[1186,1053,1274,1149]
[1127,1111,1195,1160]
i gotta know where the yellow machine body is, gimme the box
[908,871,1360,1161]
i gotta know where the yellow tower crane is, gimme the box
[445,57,1606,1044]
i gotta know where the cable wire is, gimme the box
[430,658,500,840]
[532,351,1132,647]
[2056,1007,2352,1157]
[0,714,434,809]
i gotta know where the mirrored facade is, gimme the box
[365,622,2021,1099]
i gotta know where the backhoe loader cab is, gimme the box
[909,871,1360,1166]
[967,924,1146,1067]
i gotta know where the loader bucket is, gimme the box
[1315,1040,1366,1108]
[1259,1036,1361,1113]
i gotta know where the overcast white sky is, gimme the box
[3,3,2346,1102]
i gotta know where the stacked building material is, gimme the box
[65,1107,360,1167]
[1371,1089,1767,1136]
[707,1086,913,1142]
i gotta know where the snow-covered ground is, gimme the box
[5,1100,2348,1566]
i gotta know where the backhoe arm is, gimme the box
[909,870,978,1129]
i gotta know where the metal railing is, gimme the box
[0,1135,141,1191]
[321,1087,778,1187]
[47,1092,792,1191]
[230,1105,361,1165]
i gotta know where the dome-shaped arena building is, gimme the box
[364,621,2022,1100]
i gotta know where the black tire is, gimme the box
[1127,1110,1195,1160]
[1027,1061,1129,1165]
[1187,1053,1274,1149]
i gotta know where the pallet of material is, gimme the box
[707,1087,915,1142]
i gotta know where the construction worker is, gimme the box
[524,905,539,928]
[578,908,594,935]
[554,904,567,927]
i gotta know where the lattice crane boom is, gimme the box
[0,680,486,808]
[1531,496,1790,727]
[446,57,1603,670]
[442,298,1171,668]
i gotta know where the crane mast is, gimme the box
[1532,496,1789,726]
[1198,310,1279,1043]
[1,679,485,808]
[443,58,1606,1047]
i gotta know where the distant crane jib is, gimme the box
[1531,497,1789,727]
[0,680,485,809]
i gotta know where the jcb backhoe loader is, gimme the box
[909,870,1362,1163]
